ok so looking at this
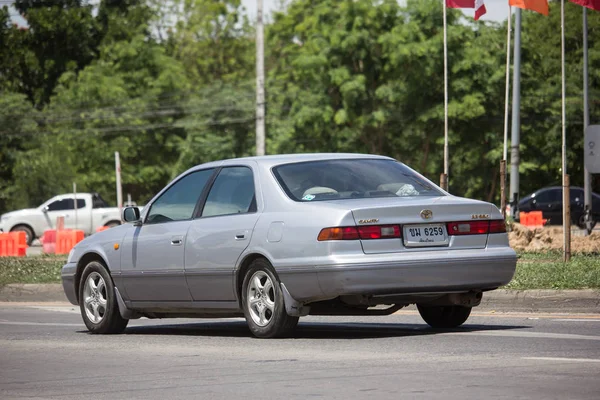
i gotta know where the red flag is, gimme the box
[569,0,600,11]
[446,0,487,20]
[446,0,474,7]
[474,0,487,20]
[509,0,549,16]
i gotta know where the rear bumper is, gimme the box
[61,262,79,305]
[283,247,517,303]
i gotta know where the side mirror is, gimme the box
[122,207,141,224]
[42,206,49,213]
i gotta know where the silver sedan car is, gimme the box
[62,154,517,338]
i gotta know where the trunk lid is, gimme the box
[348,196,494,254]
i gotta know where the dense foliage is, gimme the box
[0,0,598,213]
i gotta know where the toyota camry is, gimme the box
[62,153,517,338]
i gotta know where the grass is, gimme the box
[0,251,598,290]
[507,251,600,290]
[0,254,66,286]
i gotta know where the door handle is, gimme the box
[235,234,246,240]
[170,235,184,246]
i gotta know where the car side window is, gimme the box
[202,167,256,218]
[146,169,214,224]
[47,199,73,211]
[570,189,583,203]
[535,190,559,204]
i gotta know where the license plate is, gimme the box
[403,224,448,247]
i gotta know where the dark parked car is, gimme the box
[517,186,600,229]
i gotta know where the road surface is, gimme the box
[1,304,599,399]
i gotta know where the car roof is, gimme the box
[190,153,395,170]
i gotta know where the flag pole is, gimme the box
[561,0,571,262]
[441,0,449,191]
[583,6,592,235]
[501,5,512,218]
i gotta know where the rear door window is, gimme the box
[202,167,256,217]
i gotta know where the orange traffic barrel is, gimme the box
[55,230,85,255]
[0,231,28,257]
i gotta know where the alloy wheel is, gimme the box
[83,272,107,324]
[247,270,275,327]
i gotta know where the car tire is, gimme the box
[417,304,472,329]
[11,225,34,246]
[79,261,128,334]
[241,258,299,338]
[577,215,597,230]
[105,221,121,228]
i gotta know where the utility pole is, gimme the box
[441,0,449,191]
[583,7,592,235]
[509,8,522,219]
[255,0,266,156]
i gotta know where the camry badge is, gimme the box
[420,209,433,220]
[358,218,379,224]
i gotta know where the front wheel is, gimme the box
[11,225,34,246]
[79,261,128,334]
[241,259,299,338]
[417,305,472,329]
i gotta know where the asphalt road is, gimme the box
[1,304,599,399]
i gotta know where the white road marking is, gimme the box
[523,357,600,363]
[0,321,82,327]
[552,319,600,322]
[29,306,80,314]
[445,330,600,341]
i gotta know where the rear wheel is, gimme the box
[577,214,597,230]
[417,304,472,328]
[79,261,128,334]
[241,259,298,338]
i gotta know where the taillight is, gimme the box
[317,227,359,241]
[489,219,507,233]
[446,220,506,236]
[357,225,401,239]
[318,225,401,241]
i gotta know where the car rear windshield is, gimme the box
[273,159,443,202]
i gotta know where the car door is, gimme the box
[570,188,585,222]
[532,189,561,224]
[185,166,260,302]
[44,198,80,230]
[120,168,216,302]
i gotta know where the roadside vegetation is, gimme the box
[0,255,65,285]
[507,252,600,290]
[1,251,598,289]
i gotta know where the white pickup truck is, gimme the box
[0,193,121,245]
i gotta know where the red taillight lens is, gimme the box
[318,225,401,241]
[489,219,507,233]
[357,225,401,239]
[446,220,506,236]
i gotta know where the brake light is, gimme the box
[446,220,506,236]
[318,225,401,241]
[489,219,507,233]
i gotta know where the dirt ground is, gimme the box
[509,223,600,253]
